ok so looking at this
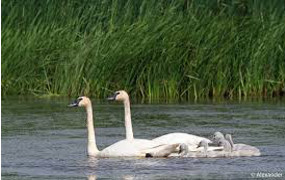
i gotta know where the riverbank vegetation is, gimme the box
[2,0,285,100]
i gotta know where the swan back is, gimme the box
[152,133,212,147]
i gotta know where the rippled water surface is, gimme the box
[2,97,285,179]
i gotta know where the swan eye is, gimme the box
[78,97,83,101]
[116,92,120,95]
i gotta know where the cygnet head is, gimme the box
[197,140,209,148]
[197,140,209,153]
[107,90,129,102]
[213,132,225,143]
[179,143,189,155]
[68,96,91,108]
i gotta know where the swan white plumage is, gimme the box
[69,96,179,157]
[107,90,212,151]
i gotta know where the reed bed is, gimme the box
[2,0,285,100]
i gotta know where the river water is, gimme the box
[2,97,285,179]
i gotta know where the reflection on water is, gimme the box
[1,97,285,179]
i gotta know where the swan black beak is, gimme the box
[197,142,202,148]
[68,99,80,107]
[107,92,119,101]
[107,96,116,101]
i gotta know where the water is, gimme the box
[2,97,285,179]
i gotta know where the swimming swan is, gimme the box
[107,90,212,151]
[225,134,261,156]
[69,96,179,157]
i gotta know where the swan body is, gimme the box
[98,139,178,157]
[99,139,179,157]
[69,96,177,157]
[108,90,212,151]
[225,134,261,157]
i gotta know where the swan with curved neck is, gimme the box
[108,90,212,150]
[69,96,178,157]
[108,91,133,141]
[69,97,99,156]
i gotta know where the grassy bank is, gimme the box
[2,0,285,100]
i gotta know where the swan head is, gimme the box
[197,140,209,153]
[107,90,129,102]
[197,140,209,148]
[68,96,91,107]
[179,143,189,155]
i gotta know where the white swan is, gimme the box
[69,96,179,157]
[107,90,212,151]
[225,134,261,156]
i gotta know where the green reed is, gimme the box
[2,0,285,100]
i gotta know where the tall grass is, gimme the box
[2,0,285,100]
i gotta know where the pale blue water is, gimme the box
[2,97,285,179]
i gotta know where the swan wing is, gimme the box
[129,139,179,157]
[131,139,162,150]
[143,144,180,157]
[152,133,212,147]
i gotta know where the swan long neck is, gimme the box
[226,135,235,148]
[229,137,234,148]
[124,98,134,141]
[203,143,208,153]
[86,104,99,156]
